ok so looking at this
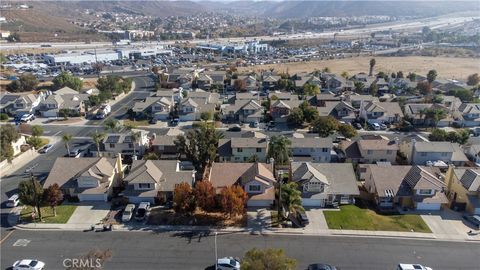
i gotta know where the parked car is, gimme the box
[228,125,242,132]
[149,118,157,124]
[397,264,432,270]
[333,136,347,143]
[297,211,309,226]
[169,118,179,126]
[462,214,480,229]
[69,148,81,157]
[371,123,381,130]
[354,123,363,130]
[249,121,259,128]
[122,204,135,222]
[307,263,338,270]
[380,123,388,130]
[216,257,240,270]
[12,259,45,270]
[39,144,54,154]
[6,194,20,207]
[135,202,150,221]
[20,114,35,122]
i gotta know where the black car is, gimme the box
[169,118,179,126]
[463,214,480,229]
[228,125,242,132]
[308,263,338,270]
[298,211,309,226]
[149,118,157,124]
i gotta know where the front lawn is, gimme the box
[123,119,149,127]
[20,204,77,224]
[324,205,431,233]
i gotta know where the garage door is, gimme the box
[416,202,441,211]
[302,199,325,207]
[247,200,271,207]
[78,194,107,202]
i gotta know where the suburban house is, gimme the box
[290,162,359,207]
[222,99,263,124]
[359,101,403,124]
[101,131,150,158]
[11,135,27,156]
[323,74,353,93]
[196,71,226,90]
[178,91,219,121]
[340,136,399,164]
[217,136,268,162]
[346,94,379,109]
[294,74,322,89]
[208,162,276,207]
[317,100,356,122]
[38,93,89,117]
[132,90,175,120]
[399,140,468,167]
[465,144,480,165]
[43,156,124,202]
[262,75,281,90]
[404,103,452,127]
[150,129,184,159]
[363,163,448,210]
[445,166,480,215]
[234,75,259,91]
[10,94,42,117]
[167,69,194,89]
[123,160,195,204]
[453,103,480,127]
[290,137,332,163]
[270,99,303,123]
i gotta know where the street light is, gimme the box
[214,232,218,269]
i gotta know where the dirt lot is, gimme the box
[147,208,247,228]
[238,56,480,80]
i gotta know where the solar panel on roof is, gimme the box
[106,135,120,143]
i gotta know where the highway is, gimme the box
[1,230,479,270]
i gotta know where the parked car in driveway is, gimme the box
[20,114,35,122]
[216,257,240,270]
[228,125,242,132]
[122,204,135,222]
[297,211,309,226]
[462,214,480,229]
[6,194,20,207]
[135,202,150,221]
[39,144,54,153]
[307,263,338,270]
[13,259,45,270]
[69,148,81,157]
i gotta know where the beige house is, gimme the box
[445,166,480,215]
[217,137,268,162]
[43,156,124,202]
[340,136,398,164]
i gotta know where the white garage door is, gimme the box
[302,199,325,207]
[78,194,107,202]
[247,200,271,207]
[416,203,441,211]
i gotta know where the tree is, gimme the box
[340,71,349,79]
[143,152,160,160]
[52,72,83,91]
[448,88,474,102]
[267,136,292,165]
[428,128,448,141]
[62,133,73,155]
[31,125,44,137]
[241,248,297,270]
[7,32,20,42]
[312,116,339,137]
[91,131,106,156]
[303,83,320,96]
[200,111,212,122]
[173,182,196,215]
[299,101,318,123]
[175,123,223,172]
[369,82,378,96]
[130,131,141,160]
[429,128,470,145]
[427,70,437,85]
[338,124,357,138]
[423,108,446,127]
[233,79,247,92]
[407,72,417,82]
[287,107,304,127]
[467,73,479,86]
[354,81,365,93]
[193,180,215,212]
[391,72,396,79]
[0,124,20,162]
[322,67,330,73]
[220,186,247,218]
[417,81,432,96]
[7,73,38,92]
[281,182,304,216]
[104,119,121,133]
[18,177,44,220]
[396,71,404,78]
[44,184,63,217]
[369,58,376,76]
[96,75,132,98]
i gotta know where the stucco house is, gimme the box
[101,131,150,158]
[340,137,398,164]
[217,136,268,162]
[400,140,468,166]
[445,166,480,215]
[290,137,332,163]
[359,101,403,124]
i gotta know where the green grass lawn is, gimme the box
[20,204,77,224]
[324,205,431,233]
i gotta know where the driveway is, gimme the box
[67,202,111,226]
[247,208,271,234]
[421,208,478,240]
[304,208,330,233]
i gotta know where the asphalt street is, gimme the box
[1,230,479,270]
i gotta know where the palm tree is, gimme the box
[369,58,376,76]
[267,135,292,165]
[130,131,142,160]
[91,131,106,157]
[280,182,304,218]
[104,119,120,133]
[62,133,73,155]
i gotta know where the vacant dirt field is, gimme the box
[238,56,480,80]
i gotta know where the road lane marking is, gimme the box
[54,131,63,136]
[13,239,30,247]
[0,230,15,245]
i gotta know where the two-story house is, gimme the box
[290,137,332,163]
[363,163,447,210]
[217,136,268,162]
[208,162,276,207]
[400,140,468,166]
[262,75,281,90]
[360,101,403,124]
[43,156,124,202]
[445,166,480,215]
[290,162,359,207]
[465,144,480,165]
[340,137,398,164]
[454,103,480,127]
[270,99,303,123]
[178,91,219,121]
[101,131,150,158]
[132,90,174,120]
[123,160,195,204]
[11,94,42,117]
[234,75,259,92]
[222,99,263,124]
[404,103,451,127]
[38,93,89,118]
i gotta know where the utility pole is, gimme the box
[214,232,218,268]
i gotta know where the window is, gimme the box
[304,182,323,192]
[420,152,427,157]
[418,189,433,195]
[138,183,151,189]
[441,152,448,157]
[128,143,134,148]
[387,150,392,155]
[256,148,262,153]
[109,143,115,148]
[322,148,328,152]
[249,185,261,192]
[237,148,243,152]
[367,150,373,155]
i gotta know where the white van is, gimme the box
[397,264,433,270]
[6,194,20,207]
